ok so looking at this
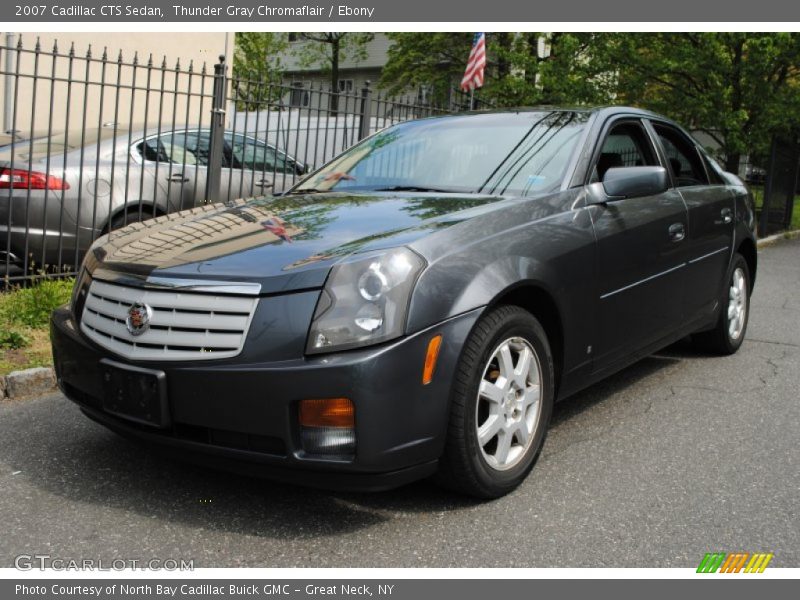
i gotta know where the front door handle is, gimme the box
[255,179,274,188]
[669,222,685,242]
[720,207,733,224]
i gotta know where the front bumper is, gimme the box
[51,305,481,491]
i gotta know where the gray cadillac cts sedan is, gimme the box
[51,107,757,498]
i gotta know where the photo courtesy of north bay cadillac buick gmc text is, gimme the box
[50,108,757,498]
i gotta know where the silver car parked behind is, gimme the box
[0,125,306,275]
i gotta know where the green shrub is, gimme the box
[0,279,74,329]
[0,328,30,349]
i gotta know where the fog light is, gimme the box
[299,398,355,456]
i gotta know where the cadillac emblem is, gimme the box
[125,302,152,336]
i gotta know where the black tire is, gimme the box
[436,305,555,499]
[105,207,159,234]
[693,253,751,355]
[106,212,130,233]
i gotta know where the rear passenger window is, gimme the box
[136,137,171,163]
[136,131,215,167]
[652,124,709,187]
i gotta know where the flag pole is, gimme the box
[469,87,475,110]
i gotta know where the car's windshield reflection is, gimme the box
[293,111,589,197]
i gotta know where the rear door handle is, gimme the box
[669,222,685,242]
[720,207,733,224]
[255,179,274,188]
[166,173,190,184]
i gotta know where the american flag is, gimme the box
[460,32,486,92]
[261,216,293,243]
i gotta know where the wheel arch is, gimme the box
[102,202,166,234]
[409,253,572,397]
[737,237,757,291]
[483,282,565,397]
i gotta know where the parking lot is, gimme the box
[1,238,798,568]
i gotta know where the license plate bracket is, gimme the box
[100,359,169,428]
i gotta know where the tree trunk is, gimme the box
[725,38,745,176]
[496,33,511,79]
[725,152,741,175]
[525,33,539,86]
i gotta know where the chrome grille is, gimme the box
[80,279,258,361]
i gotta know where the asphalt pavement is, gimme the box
[1,238,798,568]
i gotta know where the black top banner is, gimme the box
[4,0,800,22]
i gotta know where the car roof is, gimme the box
[457,105,665,120]
[414,106,691,141]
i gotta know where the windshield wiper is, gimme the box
[371,185,462,193]
[286,185,463,195]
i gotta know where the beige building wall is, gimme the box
[1,32,234,137]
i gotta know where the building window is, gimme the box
[290,82,310,107]
[337,79,354,93]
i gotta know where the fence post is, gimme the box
[205,55,227,204]
[358,81,372,141]
[3,33,17,134]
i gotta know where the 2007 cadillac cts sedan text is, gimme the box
[51,107,757,498]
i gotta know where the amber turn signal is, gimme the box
[299,397,355,428]
[422,334,443,385]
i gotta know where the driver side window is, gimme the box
[591,121,658,183]
[652,123,708,187]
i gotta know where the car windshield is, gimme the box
[293,111,588,196]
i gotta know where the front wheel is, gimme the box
[693,253,751,355]
[436,305,554,498]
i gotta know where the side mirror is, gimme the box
[599,166,669,201]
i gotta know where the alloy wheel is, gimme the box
[475,337,543,471]
[728,267,747,341]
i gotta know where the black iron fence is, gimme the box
[0,37,454,283]
[3,37,794,285]
[742,139,800,237]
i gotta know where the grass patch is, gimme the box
[0,278,73,377]
[749,185,800,232]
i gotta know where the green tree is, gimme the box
[293,33,375,113]
[606,33,800,171]
[380,33,474,104]
[383,33,800,172]
[232,32,288,109]
[380,33,617,108]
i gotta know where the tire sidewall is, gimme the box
[460,308,554,493]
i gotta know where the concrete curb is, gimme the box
[757,229,800,248]
[0,366,57,401]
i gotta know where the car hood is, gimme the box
[88,191,510,294]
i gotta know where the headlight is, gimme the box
[307,247,425,354]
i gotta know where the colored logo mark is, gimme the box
[697,552,774,573]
